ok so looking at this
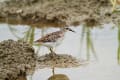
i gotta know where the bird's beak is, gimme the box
[69,29,76,33]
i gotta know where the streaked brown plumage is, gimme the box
[35,30,64,43]
[35,27,75,52]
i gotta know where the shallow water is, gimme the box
[0,23,120,80]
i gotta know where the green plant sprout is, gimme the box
[80,26,97,61]
[23,27,35,45]
[118,23,120,64]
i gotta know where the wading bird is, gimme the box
[35,27,75,54]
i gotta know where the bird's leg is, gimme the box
[52,67,55,76]
[49,47,56,57]
[50,47,54,53]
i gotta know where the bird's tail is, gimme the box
[34,39,40,42]
[34,39,42,44]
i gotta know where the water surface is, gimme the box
[0,23,120,80]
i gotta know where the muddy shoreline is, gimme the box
[0,0,120,27]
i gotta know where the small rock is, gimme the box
[48,74,69,80]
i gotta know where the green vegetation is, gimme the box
[80,26,97,61]
[118,23,120,64]
[23,27,35,45]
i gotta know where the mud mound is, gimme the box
[0,39,36,80]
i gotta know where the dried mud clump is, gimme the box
[0,0,120,27]
[0,39,36,80]
[36,53,87,69]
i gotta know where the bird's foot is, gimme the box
[49,48,57,58]
[49,52,56,58]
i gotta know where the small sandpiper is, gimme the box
[35,27,75,53]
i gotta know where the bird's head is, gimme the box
[62,27,75,33]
